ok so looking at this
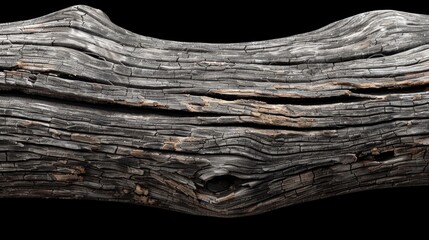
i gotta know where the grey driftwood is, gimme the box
[1,5,429,217]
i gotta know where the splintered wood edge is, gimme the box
[0,5,429,217]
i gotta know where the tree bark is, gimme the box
[1,5,429,217]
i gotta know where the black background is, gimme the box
[1,0,429,235]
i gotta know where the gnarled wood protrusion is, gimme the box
[1,6,429,217]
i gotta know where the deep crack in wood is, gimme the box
[0,5,429,217]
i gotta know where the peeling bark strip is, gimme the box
[1,5,429,217]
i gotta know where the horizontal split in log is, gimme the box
[0,5,429,217]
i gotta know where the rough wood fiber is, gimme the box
[1,5,429,217]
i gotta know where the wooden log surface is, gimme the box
[1,5,429,217]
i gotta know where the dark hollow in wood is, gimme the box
[1,5,429,217]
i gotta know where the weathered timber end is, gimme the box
[1,5,429,217]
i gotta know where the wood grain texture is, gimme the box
[1,5,429,217]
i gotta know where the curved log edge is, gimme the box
[1,5,429,217]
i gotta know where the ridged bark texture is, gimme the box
[1,6,429,217]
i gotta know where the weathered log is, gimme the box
[1,5,429,217]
